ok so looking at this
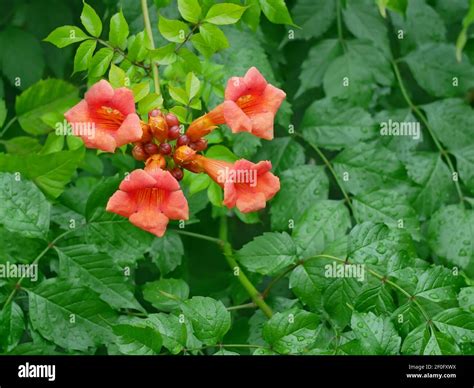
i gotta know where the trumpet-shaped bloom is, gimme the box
[186,67,285,141]
[196,156,280,213]
[106,166,188,237]
[65,80,142,152]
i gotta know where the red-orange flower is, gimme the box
[187,67,286,141]
[187,152,280,213]
[106,164,189,237]
[65,80,142,152]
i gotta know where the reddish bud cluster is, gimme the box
[131,109,208,181]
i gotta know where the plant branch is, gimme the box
[174,229,224,245]
[97,39,150,72]
[226,302,256,311]
[0,116,18,138]
[219,215,273,318]
[391,59,465,205]
[175,23,200,53]
[2,228,77,309]
[140,0,161,95]
[262,263,298,299]
[297,133,356,217]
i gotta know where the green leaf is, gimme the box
[206,145,238,162]
[0,173,50,239]
[243,0,261,31]
[404,152,457,218]
[302,98,375,150]
[257,137,305,174]
[158,15,189,43]
[57,245,144,312]
[0,99,6,128]
[185,72,201,101]
[89,47,114,79]
[353,189,420,241]
[236,232,297,276]
[263,309,319,354]
[150,43,177,65]
[0,148,85,198]
[207,180,223,207]
[112,324,162,355]
[73,40,97,74]
[354,284,396,315]
[404,44,474,98]
[333,142,409,195]
[0,302,24,352]
[131,82,150,102]
[81,2,102,37]
[428,205,474,272]
[198,23,229,55]
[109,10,129,50]
[271,165,329,230]
[127,32,148,62]
[27,279,116,351]
[292,0,336,40]
[0,137,41,155]
[351,312,401,355]
[44,25,89,48]
[178,0,202,23]
[348,222,416,273]
[143,278,189,312]
[15,78,79,135]
[181,296,231,345]
[343,1,390,56]
[289,260,327,311]
[433,308,474,343]
[458,287,474,312]
[297,40,342,95]
[324,277,361,328]
[258,0,293,25]
[232,132,261,159]
[402,325,459,355]
[205,3,246,25]
[108,64,127,88]
[147,313,187,354]
[293,200,351,259]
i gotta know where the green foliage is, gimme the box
[0,0,472,357]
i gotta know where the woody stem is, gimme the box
[140,0,161,96]
[219,215,273,318]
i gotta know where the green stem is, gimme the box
[175,23,200,53]
[391,60,465,205]
[2,228,76,308]
[97,39,150,72]
[0,117,18,138]
[140,0,161,95]
[219,215,273,318]
[174,229,223,245]
[226,302,256,311]
[297,133,355,217]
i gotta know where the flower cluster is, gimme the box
[65,67,286,237]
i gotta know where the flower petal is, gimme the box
[65,100,91,126]
[243,67,268,95]
[261,84,286,115]
[235,190,267,213]
[85,129,116,152]
[110,87,136,116]
[256,172,280,200]
[162,191,189,220]
[119,169,157,192]
[129,210,169,237]
[223,100,252,133]
[113,113,142,147]
[223,181,237,208]
[147,169,181,191]
[106,191,136,217]
[249,112,274,140]
[85,80,114,109]
[225,76,248,101]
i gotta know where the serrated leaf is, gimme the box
[324,277,361,328]
[112,324,162,355]
[0,302,24,352]
[57,245,144,312]
[293,200,351,259]
[258,0,293,25]
[158,15,189,43]
[205,3,246,25]
[236,232,297,275]
[143,278,189,312]
[89,47,114,79]
[109,10,129,50]
[257,137,305,174]
[292,0,336,40]
[73,40,97,74]
[263,309,319,354]
[178,0,202,23]
[0,173,50,239]
[271,165,329,230]
[351,312,401,355]
[181,296,231,346]
[27,279,116,351]
[147,313,187,354]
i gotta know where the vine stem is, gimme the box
[296,133,356,217]
[0,116,18,138]
[175,23,200,53]
[97,39,150,72]
[219,215,273,318]
[140,0,161,96]
[2,228,77,309]
[175,229,223,245]
[391,60,465,205]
